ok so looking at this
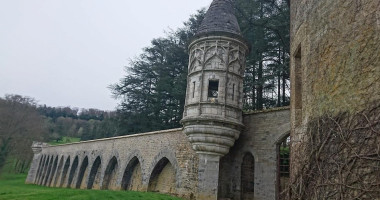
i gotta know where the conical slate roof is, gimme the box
[196,0,241,37]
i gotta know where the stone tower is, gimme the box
[181,0,249,199]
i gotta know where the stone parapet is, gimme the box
[31,141,48,154]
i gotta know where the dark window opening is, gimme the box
[208,80,219,99]
[279,137,290,177]
[192,81,196,98]
[278,135,290,199]
[294,46,302,126]
[232,84,235,100]
[241,153,255,200]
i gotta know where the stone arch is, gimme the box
[147,152,178,194]
[35,155,46,184]
[102,156,119,190]
[75,156,89,189]
[87,156,102,189]
[218,147,259,199]
[276,131,290,199]
[241,152,255,200]
[67,155,79,188]
[147,149,180,184]
[205,55,225,70]
[205,46,226,65]
[274,126,291,145]
[121,156,142,191]
[47,155,59,186]
[233,146,259,166]
[42,155,54,185]
[38,155,50,185]
[53,156,64,187]
[59,156,70,187]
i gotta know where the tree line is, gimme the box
[111,0,290,134]
[0,94,116,174]
[0,0,290,173]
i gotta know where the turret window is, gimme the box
[192,81,196,98]
[232,84,235,100]
[208,80,219,99]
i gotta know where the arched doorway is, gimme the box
[35,155,46,184]
[87,156,102,189]
[47,155,58,186]
[148,157,176,194]
[59,156,70,187]
[102,156,118,190]
[121,156,142,191]
[67,156,79,188]
[75,156,89,189]
[241,153,255,200]
[53,156,64,187]
[43,156,54,185]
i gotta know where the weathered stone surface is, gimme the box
[290,0,380,199]
[182,36,249,156]
[25,142,48,184]
[28,129,199,199]
[182,13,249,198]
[290,0,380,128]
[27,109,289,200]
[219,108,290,200]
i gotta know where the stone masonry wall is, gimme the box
[219,108,290,200]
[291,0,380,122]
[290,0,380,199]
[26,129,199,199]
[27,109,290,200]
[290,0,380,146]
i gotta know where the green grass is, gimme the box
[48,137,81,146]
[0,173,182,200]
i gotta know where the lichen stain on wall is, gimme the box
[300,0,380,118]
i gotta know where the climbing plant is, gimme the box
[289,103,380,199]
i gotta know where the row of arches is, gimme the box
[33,153,177,194]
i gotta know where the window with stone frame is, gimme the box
[208,80,219,100]
[241,153,255,199]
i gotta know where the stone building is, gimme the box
[290,0,380,199]
[26,0,293,200]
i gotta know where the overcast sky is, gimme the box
[0,0,212,111]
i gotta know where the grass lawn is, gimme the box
[0,173,182,200]
[48,137,81,146]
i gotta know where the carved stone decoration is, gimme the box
[181,36,249,157]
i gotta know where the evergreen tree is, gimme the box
[110,10,206,135]
[235,0,290,110]
[111,2,290,135]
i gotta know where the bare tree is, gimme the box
[0,95,48,173]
